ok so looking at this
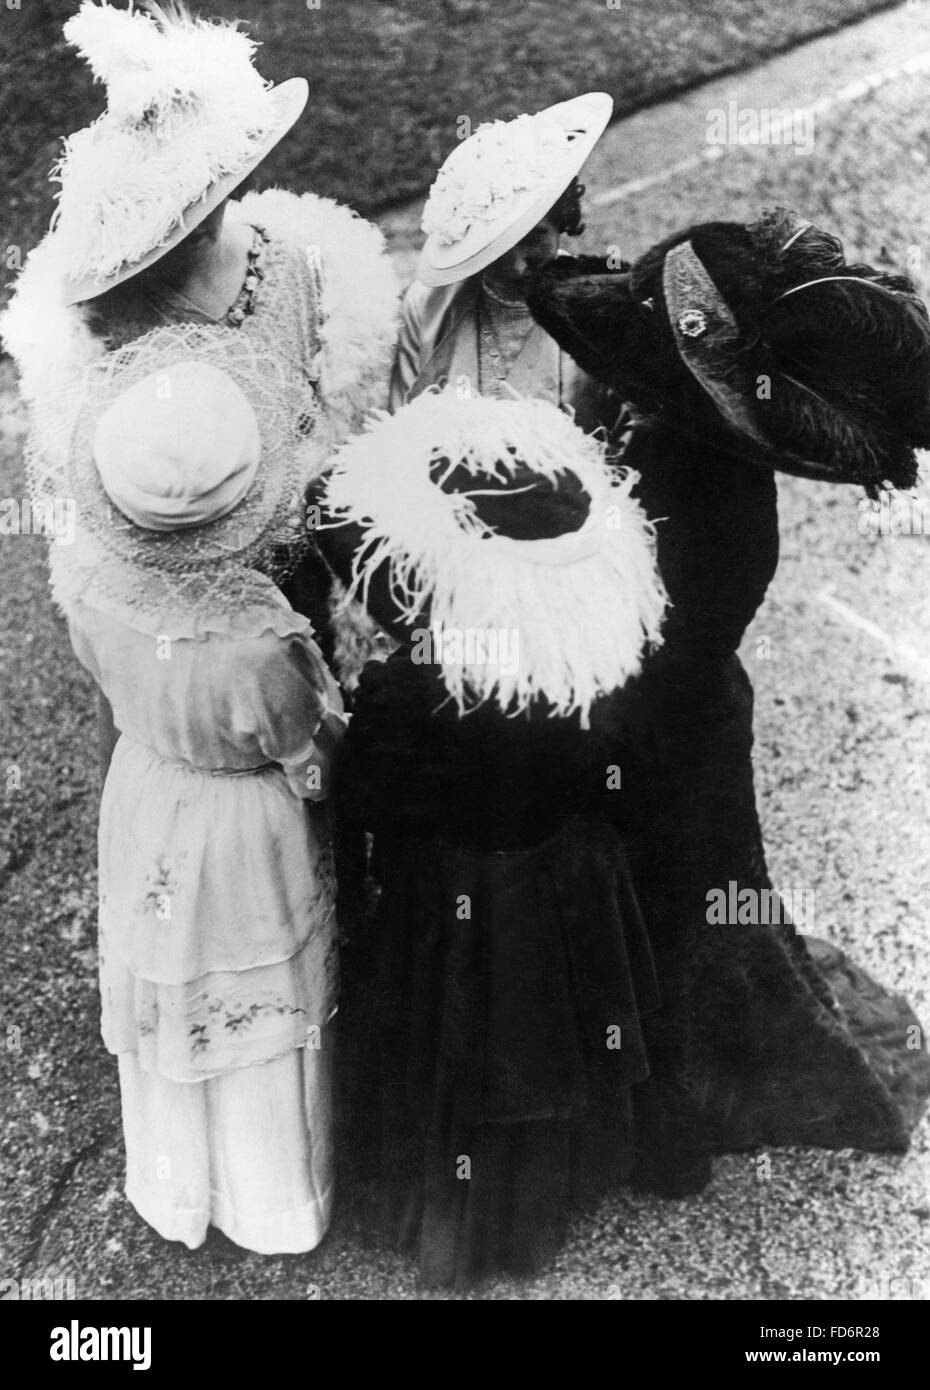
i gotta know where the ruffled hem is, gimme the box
[102,929,338,1082]
[373,1112,635,1289]
[60,577,314,643]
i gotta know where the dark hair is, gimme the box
[549,176,585,237]
[83,228,211,344]
[83,173,258,344]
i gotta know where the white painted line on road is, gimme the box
[592,50,930,209]
[591,146,727,204]
[814,586,930,685]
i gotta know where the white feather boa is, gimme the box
[1,189,398,441]
[234,189,399,439]
[322,392,668,723]
[0,236,102,405]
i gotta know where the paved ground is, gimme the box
[3,3,930,1300]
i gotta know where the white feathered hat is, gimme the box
[320,391,667,723]
[50,1,309,305]
[417,92,613,287]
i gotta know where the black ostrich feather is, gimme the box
[741,209,930,480]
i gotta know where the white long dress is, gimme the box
[3,185,399,1253]
[67,595,345,1254]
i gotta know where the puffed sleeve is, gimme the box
[389,282,425,410]
[242,630,347,801]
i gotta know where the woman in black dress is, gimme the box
[317,390,668,1286]
[527,208,930,1190]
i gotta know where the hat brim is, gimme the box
[416,91,613,288]
[61,77,309,307]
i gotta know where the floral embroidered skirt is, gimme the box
[98,735,338,1253]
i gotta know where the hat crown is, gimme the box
[416,92,612,286]
[422,111,573,248]
[93,360,261,531]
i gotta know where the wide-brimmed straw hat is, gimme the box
[52,1,309,306]
[30,322,331,637]
[319,390,666,721]
[416,92,613,288]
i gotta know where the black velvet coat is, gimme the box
[596,419,929,1157]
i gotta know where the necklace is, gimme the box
[479,288,537,395]
[158,226,267,327]
[224,227,268,327]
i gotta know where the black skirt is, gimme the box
[612,649,930,1156]
[341,818,660,1288]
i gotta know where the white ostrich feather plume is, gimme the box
[0,236,102,404]
[321,392,668,722]
[51,2,283,284]
[63,2,261,120]
[422,114,572,246]
[63,1,166,85]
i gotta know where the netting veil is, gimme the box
[27,321,332,640]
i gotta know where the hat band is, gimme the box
[663,240,846,482]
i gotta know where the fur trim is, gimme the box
[3,188,399,434]
[236,189,399,442]
[321,392,667,722]
[327,577,399,691]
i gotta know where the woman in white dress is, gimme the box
[69,346,346,1254]
[2,1,397,1252]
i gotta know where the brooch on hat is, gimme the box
[677,308,707,338]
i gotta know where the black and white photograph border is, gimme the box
[2,0,930,1307]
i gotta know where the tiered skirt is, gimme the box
[343,818,662,1286]
[98,735,338,1253]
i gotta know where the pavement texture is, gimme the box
[2,2,930,1301]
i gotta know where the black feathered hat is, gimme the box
[529,208,930,494]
